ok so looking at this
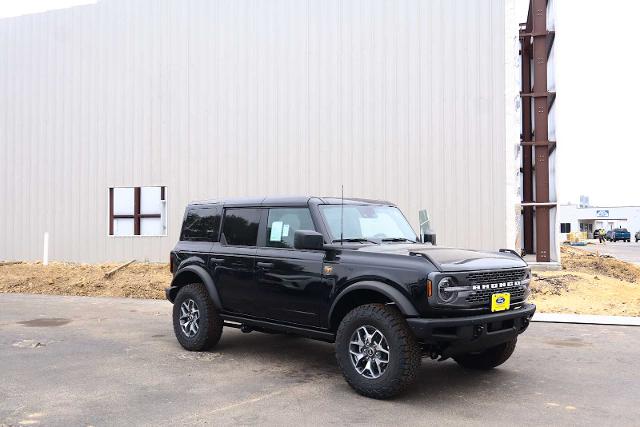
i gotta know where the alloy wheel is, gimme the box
[349,325,390,379]
[179,299,200,338]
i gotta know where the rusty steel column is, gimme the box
[531,0,550,262]
[519,30,534,255]
[519,0,555,262]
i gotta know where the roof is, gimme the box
[189,196,394,207]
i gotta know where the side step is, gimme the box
[220,314,335,343]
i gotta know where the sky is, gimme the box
[554,0,640,206]
[1,0,638,207]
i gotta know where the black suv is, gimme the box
[166,197,535,398]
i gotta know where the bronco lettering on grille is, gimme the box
[472,280,521,291]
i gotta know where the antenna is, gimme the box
[340,184,344,246]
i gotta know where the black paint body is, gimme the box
[167,196,535,352]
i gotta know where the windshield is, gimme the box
[319,205,417,242]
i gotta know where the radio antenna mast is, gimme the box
[340,184,344,246]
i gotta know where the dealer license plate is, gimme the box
[491,293,510,312]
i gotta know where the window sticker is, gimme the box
[270,221,283,241]
[282,224,290,237]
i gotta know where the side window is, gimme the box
[181,205,222,241]
[266,208,315,249]
[221,208,261,246]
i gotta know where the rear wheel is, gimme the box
[454,338,517,370]
[172,283,223,351]
[335,304,421,399]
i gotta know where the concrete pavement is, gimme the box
[580,241,640,265]
[1,293,639,426]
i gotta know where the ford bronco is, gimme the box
[166,197,535,398]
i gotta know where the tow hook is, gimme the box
[240,324,253,333]
[473,324,485,338]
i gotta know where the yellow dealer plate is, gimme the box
[491,293,511,312]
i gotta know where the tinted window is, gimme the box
[266,208,315,248]
[181,205,222,241]
[221,208,261,246]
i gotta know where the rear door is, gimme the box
[255,207,326,326]
[211,208,261,315]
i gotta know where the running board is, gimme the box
[220,314,336,343]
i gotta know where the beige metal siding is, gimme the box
[0,0,508,262]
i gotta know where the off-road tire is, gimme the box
[172,283,223,351]
[454,338,517,370]
[335,304,421,399]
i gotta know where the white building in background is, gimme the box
[0,0,547,263]
[558,204,640,240]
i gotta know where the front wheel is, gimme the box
[335,304,421,399]
[454,338,517,370]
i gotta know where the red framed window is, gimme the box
[109,186,167,236]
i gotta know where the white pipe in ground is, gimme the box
[43,232,49,266]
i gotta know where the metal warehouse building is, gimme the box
[0,0,557,263]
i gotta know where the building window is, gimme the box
[109,186,167,236]
[560,223,571,233]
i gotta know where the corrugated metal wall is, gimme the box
[0,0,508,262]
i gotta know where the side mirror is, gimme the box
[294,230,325,250]
[422,232,437,245]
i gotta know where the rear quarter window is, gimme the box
[181,205,222,241]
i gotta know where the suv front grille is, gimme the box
[467,269,526,286]
[465,269,527,304]
[466,285,526,303]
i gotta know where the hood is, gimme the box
[356,243,527,272]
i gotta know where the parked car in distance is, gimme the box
[636,231,640,243]
[607,228,631,242]
[166,196,535,399]
[593,229,604,240]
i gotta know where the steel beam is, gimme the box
[519,0,554,262]
[532,0,550,261]
[520,34,534,255]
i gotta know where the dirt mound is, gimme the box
[0,261,171,299]
[530,271,640,316]
[530,273,579,296]
[560,245,640,283]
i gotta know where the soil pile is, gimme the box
[0,261,171,299]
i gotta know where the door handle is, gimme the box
[256,262,274,269]
[210,257,225,264]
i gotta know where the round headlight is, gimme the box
[437,277,457,303]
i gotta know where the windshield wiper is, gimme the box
[381,237,417,243]
[332,238,379,244]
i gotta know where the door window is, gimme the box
[221,208,261,246]
[266,208,315,248]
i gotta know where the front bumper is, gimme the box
[406,303,536,357]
